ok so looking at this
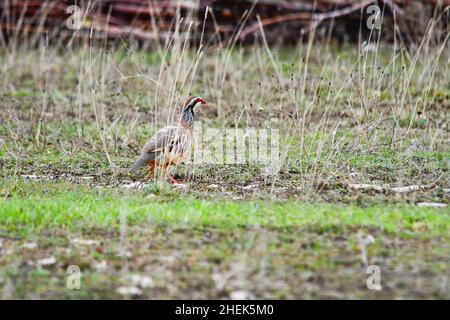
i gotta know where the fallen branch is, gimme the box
[347,183,438,194]
[239,0,375,40]
[348,183,386,192]
[390,185,436,193]
[416,202,447,207]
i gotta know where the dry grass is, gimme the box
[0,20,448,200]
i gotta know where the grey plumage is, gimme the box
[129,96,206,175]
[128,151,157,172]
[129,125,185,172]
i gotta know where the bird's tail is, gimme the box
[128,157,147,172]
[129,152,155,172]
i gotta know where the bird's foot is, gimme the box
[168,175,188,190]
[167,174,182,185]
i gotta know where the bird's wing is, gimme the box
[141,125,181,153]
[129,126,180,172]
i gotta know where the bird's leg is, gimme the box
[145,161,155,181]
[162,163,182,184]
[167,173,181,184]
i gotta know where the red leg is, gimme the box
[167,173,181,184]
[145,161,156,181]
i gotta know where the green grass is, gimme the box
[0,179,448,299]
[1,180,448,237]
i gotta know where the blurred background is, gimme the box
[1,0,449,47]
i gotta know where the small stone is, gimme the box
[38,256,56,266]
[242,184,258,190]
[116,286,142,296]
[93,260,108,271]
[417,202,447,208]
[71,238,100,246]
[230,290,251,300]
[23,242,38,249]
[129,274,154,288]
[116,250,133,258]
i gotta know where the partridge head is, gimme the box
[180,96,207,128]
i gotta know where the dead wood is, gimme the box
[0,0,448,44]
